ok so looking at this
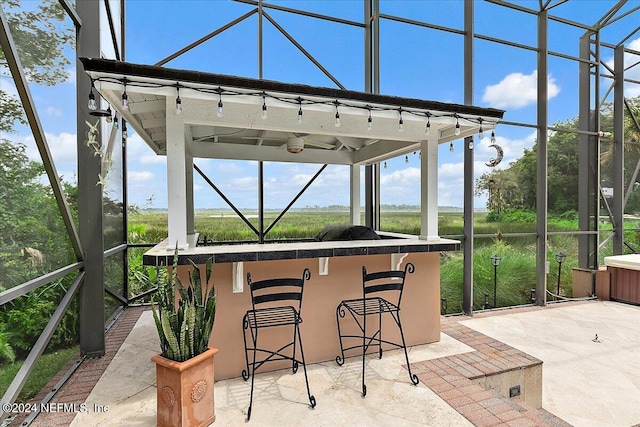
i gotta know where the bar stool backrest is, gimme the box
[362,262,415,307]
[246,268,311,312]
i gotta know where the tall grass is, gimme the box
[127,209,601,313]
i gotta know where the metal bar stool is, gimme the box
[335,263,419,396]
[241,268,316,420]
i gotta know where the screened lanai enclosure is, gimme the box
[1,0,640,422]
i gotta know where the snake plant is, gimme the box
[151,246,216,362]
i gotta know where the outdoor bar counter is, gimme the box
[604,254,640,305]
[144,233,460,379]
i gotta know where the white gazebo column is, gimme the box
[185,149,195,236]
[420,138,439,241]
[166,96,189,250]
[350,164,361,225]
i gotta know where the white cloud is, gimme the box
[126,133,166,164]
[620,38,640,97]
[46,106,62,116]
[128,171,154,182]
[21,131,77,169]
[482,70,560,109]
[0,77,19,97]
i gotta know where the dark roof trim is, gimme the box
[80,57,505,119]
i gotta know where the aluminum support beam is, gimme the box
[364,0,380,230]
[613,45,625,254]
[76,0,105,357]
[536,9,549,305]
[578,34,599,269]
[462,0,474,315]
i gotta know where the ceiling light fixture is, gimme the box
[286,136,304,154]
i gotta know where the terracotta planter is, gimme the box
[152,347,219,427]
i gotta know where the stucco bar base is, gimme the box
[175,252,442,380]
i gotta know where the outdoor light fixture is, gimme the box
[491,130,496,144]
[261,92,267,120]
[405,155,409,163]
[555,252,566,299]
[175,85,182,115]
[383,161,387,169]
[105,105,113,123]
[175,84,182,114]
[84,76,502,148]
[113,113,119,129]
[122,121,128,140]
[88,80,97,110]
[490,255,502,308]
[217,88,224,117]
[121,80,128,110]
[449,141,454,152]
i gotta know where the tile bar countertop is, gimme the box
[143,232,460,266]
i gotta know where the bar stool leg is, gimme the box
[291,321,299,374]
[241,316,251,381]
[361,301,367,397]
[335,303,346,366]
[244,321,259,421]
[295,322,317,409]
[396,313,419,386]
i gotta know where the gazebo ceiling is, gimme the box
[81,58,504,165]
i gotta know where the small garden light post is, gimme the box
[490,255,502,308]
[555,252,566,299]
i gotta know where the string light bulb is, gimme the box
[297,98,303,124]
[455,115,461,136]
[261,93,268,120]
[106,105,113,123]
[450,142,454,152]
[122,121,128,140]
[121,80,128,110]
[468,139,474,150]
[367,108,372,131]
[405,155,409,163]
[334,101,341,128]
[398,109,404,132]
[88,80,97,110]
[113,113,119,129]
[491,130,496,144]
[478,119,484,139]
[425,113,431,135]
[383,161,387,169]
[217,89,224,117]
[175,85,182,115]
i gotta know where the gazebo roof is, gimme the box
[81,57,504,165]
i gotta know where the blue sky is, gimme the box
[4,0,640,211]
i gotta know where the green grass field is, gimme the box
[127,209,619,313]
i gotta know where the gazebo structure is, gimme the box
[1,0,640,421]
[80,56,503,377]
